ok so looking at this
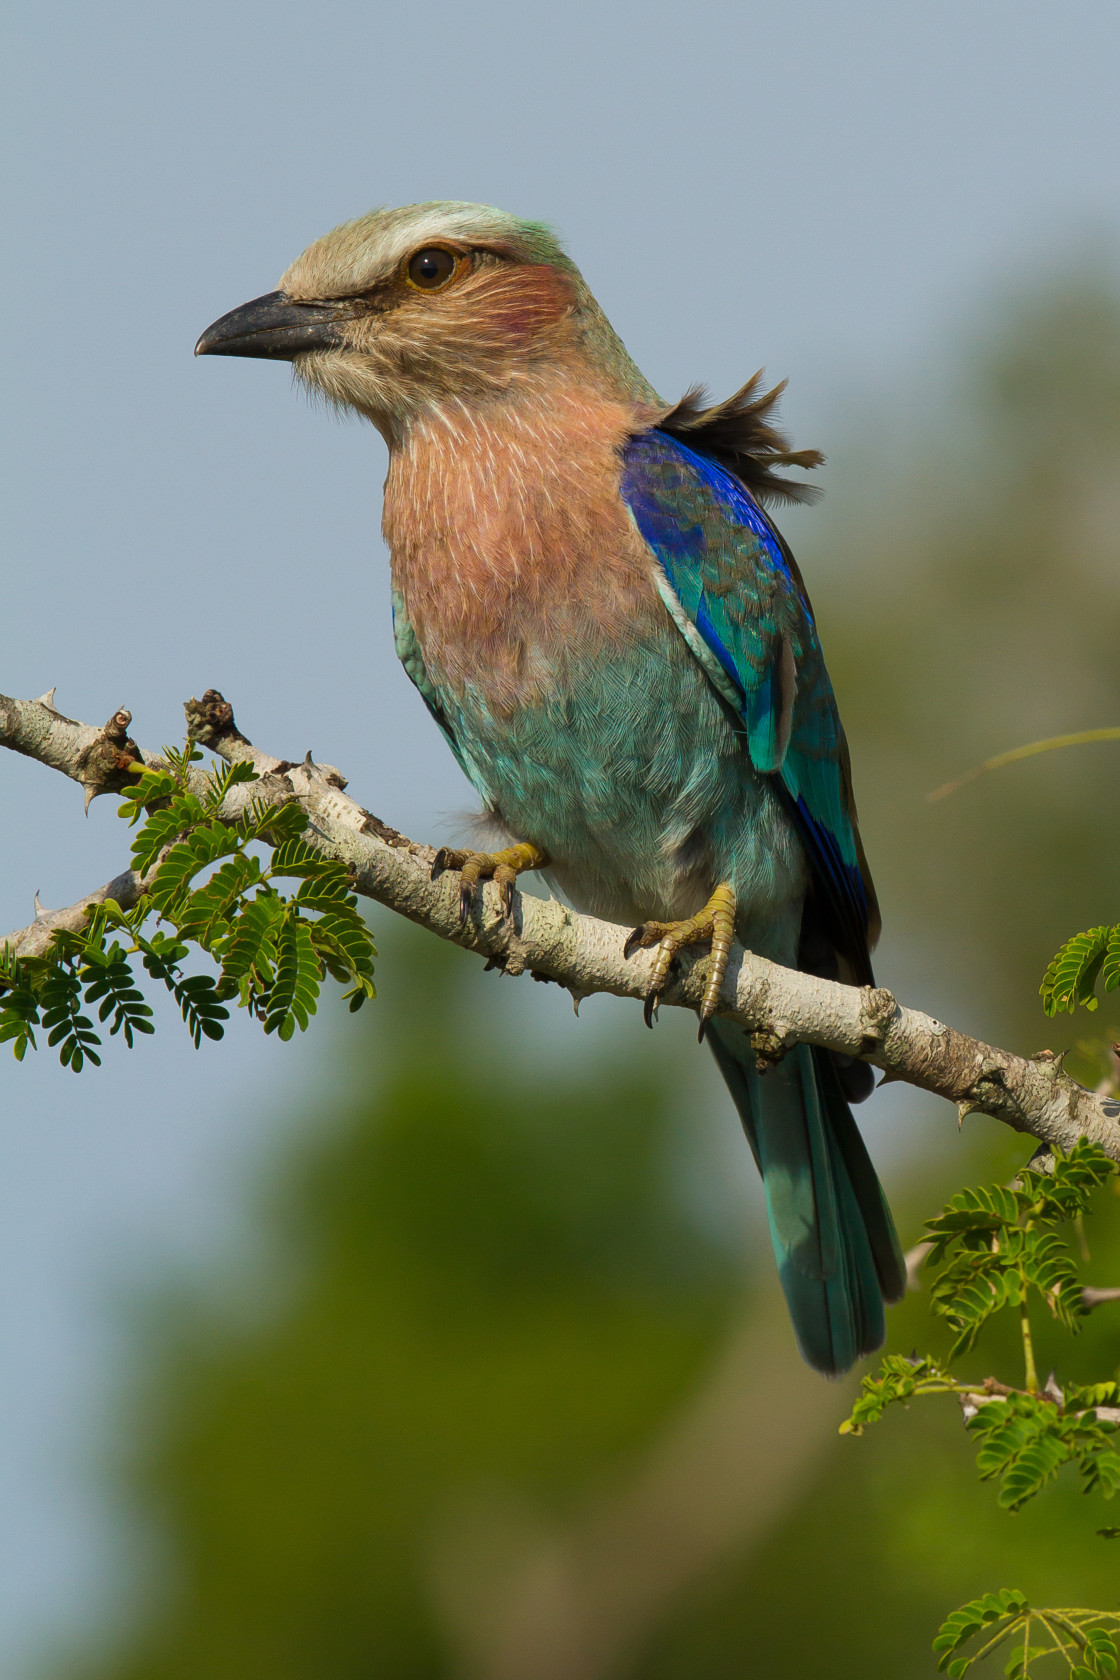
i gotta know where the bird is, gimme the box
[196,201,905,1374]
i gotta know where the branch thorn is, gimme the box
[1043,1370,1065,1407]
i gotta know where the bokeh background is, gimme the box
[3,2,1120,1674]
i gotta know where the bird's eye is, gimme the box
[407,247,461,291]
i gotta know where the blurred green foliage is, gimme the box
[55,263,1120,1680]
[816,262,1120,1068]
[71,929,751,1680]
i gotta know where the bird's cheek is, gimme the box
[293,350,389,416]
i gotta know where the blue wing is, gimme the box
[620,429,878,985]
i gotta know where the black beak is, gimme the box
[194,290,354,359]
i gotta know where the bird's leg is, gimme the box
[624,882,737,1039]
[431,842,549,925]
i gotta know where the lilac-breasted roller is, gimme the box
[196,201,905,1374]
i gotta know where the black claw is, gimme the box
[624,925,647,960]
[459,883,472,925]
[644,991,660,1029]
[431,847,451,880]
[697,1017,708,1045]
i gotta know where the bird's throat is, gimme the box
[382,383,660,710]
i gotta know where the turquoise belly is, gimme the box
[398,603,806,953]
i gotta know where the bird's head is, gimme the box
[196,201,656,441]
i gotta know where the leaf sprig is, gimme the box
[840,1352,958,1435]
[934,1592,1120,1678]
[968,1388,1120,1512]
[848,905,1120,1676]
[925,1144,1114,1360]
[841,1142,1120,1514]
[0,744,375,1069]
[1042,925,1120,1015]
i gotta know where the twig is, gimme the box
[928,726,1120,802]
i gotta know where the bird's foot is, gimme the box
[431,842,549,925]
[624,882,737,1039]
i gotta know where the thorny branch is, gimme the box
[2,687,1119,1163]
[954,1372,1120,1427]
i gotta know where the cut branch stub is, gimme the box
[184,689,250,749]
[75,709,144,812]
[750,1028,789,1072]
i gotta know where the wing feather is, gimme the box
[620,429,877,985]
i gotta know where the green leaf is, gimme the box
[933,1592,1028,1673]
[171,973,229,1047]
[0,1004,38,1059]
[1041,925,1118,1015]
[246,799,307,845]
[80,948,155,1047]
[964,1393,1120,1510]
[1026,1141,1116,1222]
[1082,1447,1120,1499]
[1103,927,1120,994]
[294,881,353,913]
[148,822,247,913]
[263,912,320,1040]
[930,1258,1017,1355]
[1017,1228,1084,1329]
[136,929,191,986]
[128,792,208,873]
[0,947,42,1060]
[217,894,286,989]
[175,853,265,946]
[840,1354,954,1435]
[308,907,375,971]
[116,764,181,825]
[997,1434,1066,1510]
[270,838,342,881]
[40,964,102,1071]
[924,1183,1022,1270]
[202,758,258,810]
[1086,1629,1119,1668]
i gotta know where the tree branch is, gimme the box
[3,687,1119,1162]
[5,870,152,960]
[1081,1286,1120,1310]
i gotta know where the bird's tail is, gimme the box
[708,1022,905,1375]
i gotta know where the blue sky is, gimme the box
[2,2,1119,1671]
